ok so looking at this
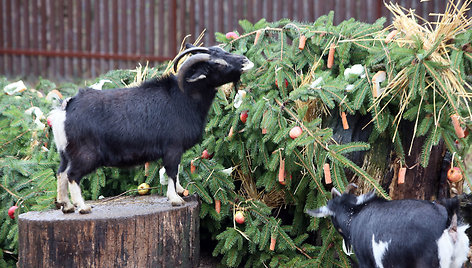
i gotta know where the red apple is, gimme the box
[225,31,239,40]
[275,79,289,88]
[240,111,248,123]
[47,117,52,127]
[235,210,245,224]
[289,126,303,139]
[447,167,463,182]
[8,206,18,219]
[201,149,210,159]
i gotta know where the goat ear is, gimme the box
[187,74,207,82]
[186,66,208,83]
[355,190,376,205]
[212,58,229,67]
[306,206,335,218]
[331,187,341,198]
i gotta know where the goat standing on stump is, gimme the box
[306,184,470,268]
[49,44,254,214]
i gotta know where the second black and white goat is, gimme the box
[306,184,469,268]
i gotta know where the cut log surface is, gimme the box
[18,195,200,268]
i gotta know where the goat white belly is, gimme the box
[372,234,390,268]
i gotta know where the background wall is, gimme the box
[0,0,456,81]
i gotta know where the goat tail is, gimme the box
[437,213,470,268]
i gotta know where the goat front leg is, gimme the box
[175,164,185,195]
[164,149,185,206]
[68,180,91,214]
[167,177,185,206]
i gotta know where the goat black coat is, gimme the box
[62,76,214,180]
[51,44,253,212]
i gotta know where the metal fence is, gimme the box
[0,0,453,81]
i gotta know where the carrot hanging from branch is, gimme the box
[323,163,332,184]
[450,114,465,139]
[278,158,286,185]
[215,199,221,214]
[341,111,349,130]
[254,30,262,45]
[327,42,336,69]
[298,35,306,50]
[398,166,406,184]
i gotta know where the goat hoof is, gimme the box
[169,196,186,206]
[78,205,92,214]
[61,203,75,213]
[171,200,186,206]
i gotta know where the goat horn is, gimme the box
[177,54,211,91]
[173,47,210,72]
[344,183,358,194]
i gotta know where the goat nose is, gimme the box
[241,59,254,72]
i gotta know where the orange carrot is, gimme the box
[262,128,267,134]
[190,160,196,174]
[183,189,189,196]
[270,237,277,251]
[298,35,307,50]
[451,114,465,139]
[327,42,335,69]
[145,162,150,177]
[228,126,234,140]
[215,199,221,214]
[385,30,398,43]
[341,112,349,130]
[398,167,406,184]
[278,159,286,185]
[254,30,262,45]
[323,163,332,184]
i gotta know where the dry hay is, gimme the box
[373,0,472,146]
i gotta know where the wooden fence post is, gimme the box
[17,195,200,268]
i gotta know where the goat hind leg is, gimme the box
[57,172,75,213]
[68,180,91,214]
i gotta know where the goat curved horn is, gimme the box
[177,54,211,91]
[173,47,210,72]
[344,183,358,194]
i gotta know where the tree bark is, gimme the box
[18,195,200,268]
[332,114,448,200]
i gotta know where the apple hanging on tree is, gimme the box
[447,167,463,183]
[235,210,245,224]
[240,111,248,123]
[289,126,303,139]
[201,149,210,159]
[138,183,150,195]
[8,205,18,219]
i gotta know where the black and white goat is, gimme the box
[306,184,469,268]
[49,44,253,214]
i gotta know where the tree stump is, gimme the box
[18,195,200,268]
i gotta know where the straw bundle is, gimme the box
[374,0,472,143]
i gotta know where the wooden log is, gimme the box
[18,195,200,268]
